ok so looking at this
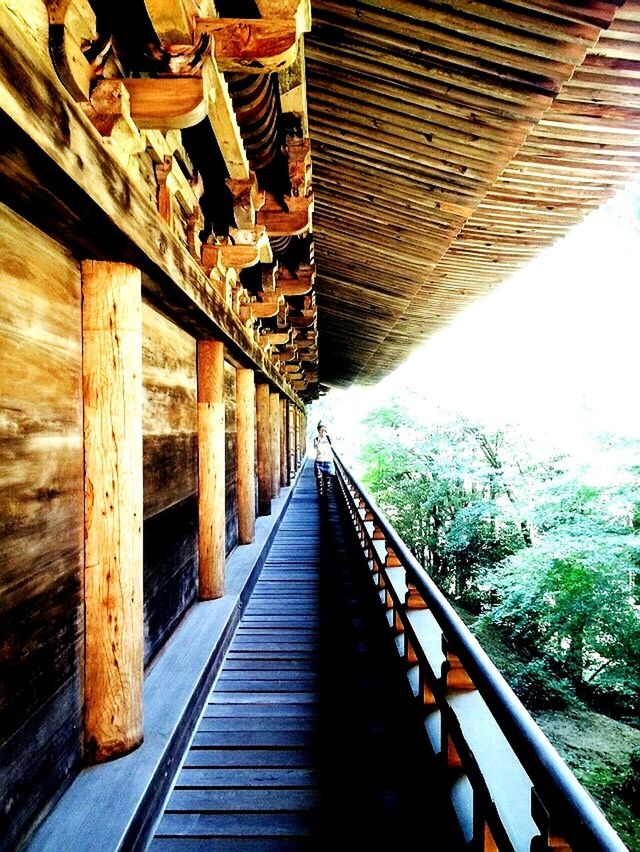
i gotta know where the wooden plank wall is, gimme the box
[224,361,239,555]
[142,305,198,664]
[0,203,84,848]
[0,221,243,841]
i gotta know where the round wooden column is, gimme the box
[82,260,143,763]
[270,391,281,497]
[197,340,225,600]
[256,382,272,516]
[236,368,255,544]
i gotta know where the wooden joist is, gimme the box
[306,0,632,385]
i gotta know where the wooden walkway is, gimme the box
[151,465,460,850]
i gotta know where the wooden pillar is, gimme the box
[256,382,272,515]
[197,340,225,600]
[236,367,255,544]
[280,398,288,488]
[82,260,143,763]
[270,391,281,497]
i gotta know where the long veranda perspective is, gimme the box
[1,0,639,850]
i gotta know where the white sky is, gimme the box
[311,183,640,461]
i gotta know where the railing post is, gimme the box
[256,381,272,516]
[82,260,143,763]
[236,367,255,544]
[197,339,225,600]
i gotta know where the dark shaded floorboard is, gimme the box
[151,465,460,849]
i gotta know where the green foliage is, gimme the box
[359,401,640,718]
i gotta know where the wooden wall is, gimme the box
[224,361,239,555]
[0,211,242,843]
[142,305,198,664]
[0,204,84,847]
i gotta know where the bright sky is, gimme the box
[311,181,640,462]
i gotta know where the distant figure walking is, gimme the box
[313,421,335,498]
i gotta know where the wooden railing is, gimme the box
[333,453,627,852]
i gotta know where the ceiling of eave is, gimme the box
[307,0,640,387]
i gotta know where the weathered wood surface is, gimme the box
[224,360,239,555]
[143,304,197,520]
[236,368,256,545]
[152,465,461,847]
[197,340,225,600]
[270,392,281,498]
[0,203,83,848]
[306,0,635,385]
[82,260,144,764]
[0,2,302,407]
[144,494,198,665]
[256,383,272,516]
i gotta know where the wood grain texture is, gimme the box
[82,260,144,764]
[306,0,630,385]
[197,340,225,599]
[0,203,83,848]
[280,399,288,487]
[270,392,281,498]
[143,494,198,665]
[256,383,272,517]
[236,368,256,545]
[141,305,199,660]
[224,361,239,555]
[143,303,197,520]
[0,3,302,408]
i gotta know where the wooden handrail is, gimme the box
[333,451,627,852]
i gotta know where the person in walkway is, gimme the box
[314,420,335,497]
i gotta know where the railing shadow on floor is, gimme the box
[333,452,628,852]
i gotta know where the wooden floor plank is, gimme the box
[156,812,313,837]
[172,768,318,787]
[191,731,312,748]
[183,750,314,768]
[153,466,462,847]
[166,789,319,812]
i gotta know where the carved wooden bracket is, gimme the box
[45,0,99,101]
[288,309,316,329]
[196,18,301,73]
[202,226,272,274]
[261,331,291,347]
[257,191,313,237]
[276,263,315,297]
[284,131,312,197]
[226,173,266,229]
[239,299,282,323]
[144,34,211,76]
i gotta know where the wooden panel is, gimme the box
[0,203,83,846]
[142,304,197,520]
[224,361,239,555]
[143,495,198,665]
[236,368,256,545]
[141,305,198,663]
